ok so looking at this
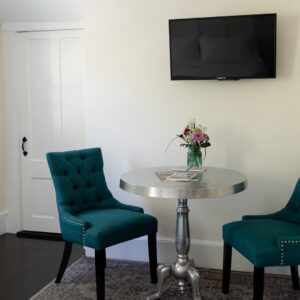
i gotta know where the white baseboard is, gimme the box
[0,210,8,235]
[85,236,291,275]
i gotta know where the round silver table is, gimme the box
[120,166,247,300]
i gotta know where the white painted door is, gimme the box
[18,30,86,233]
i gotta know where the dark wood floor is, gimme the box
[0,233,84,300]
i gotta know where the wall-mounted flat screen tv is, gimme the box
[169,13,276,80]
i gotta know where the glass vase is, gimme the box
[187,146,202,169]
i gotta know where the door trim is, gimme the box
[2,23,85,233]
[0,210,8,235]
[2,22,85,32]
[3,29,22,233]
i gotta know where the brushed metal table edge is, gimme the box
[119,178,247,199]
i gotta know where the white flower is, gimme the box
[188,119,196,129]
[197,124,207,133]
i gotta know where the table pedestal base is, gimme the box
[146,257,201,300]
[147,199,202,300]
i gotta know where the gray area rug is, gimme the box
[31,257,300,300]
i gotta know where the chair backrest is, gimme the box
[285,178,300,211]
[47,148,114,215]
[277,178,300,223]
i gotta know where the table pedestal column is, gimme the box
[147,199,201,300]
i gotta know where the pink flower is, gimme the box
[183,128,190,135]
[204,134,210,141]
[191,132,205,142]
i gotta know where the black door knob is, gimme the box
[22,137,28,156]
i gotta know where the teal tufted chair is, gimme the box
[46,148,158,300]
[222,179,300,300]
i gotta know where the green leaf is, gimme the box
[201,142,211,148]
[180,144,189,148]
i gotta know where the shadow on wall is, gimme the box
[278,14,299,78]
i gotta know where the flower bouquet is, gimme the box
[167,119,211,169]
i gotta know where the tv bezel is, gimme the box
[169,13,277,81]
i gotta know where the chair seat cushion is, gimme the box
[223,219,300,267]
[76,209,157,250]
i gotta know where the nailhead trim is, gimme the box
[280,241,284,265]
[58,207,86,246]
[280,239,300,266]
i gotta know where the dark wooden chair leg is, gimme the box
[55,241,73,283]
[291,265,300,290]
[253,267,264,300]
[95,249,106,300]
[148,233,158,283]
[222,242,232,294]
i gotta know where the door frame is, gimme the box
[2,22,85,233]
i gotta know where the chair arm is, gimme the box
[242,212,280,221]
[113,201,144,213]
[276,235,300,266]
[59,212,91,246]
[243,209,300,224]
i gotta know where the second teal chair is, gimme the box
[222,179,300,299]
[46,148,158,300]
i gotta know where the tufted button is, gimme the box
[64,170,68,176]
[70,201,74,206]
[77,169,81,174]
[83,198,87,204]
[92,168,96,173]
[73,184,78,190]
[87,183,91,188]
[97,197,101,202]
[80,154,85,160]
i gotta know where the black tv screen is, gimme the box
[169,14,276,80]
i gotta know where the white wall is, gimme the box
[0,26,4,212]
[86,0,300,271]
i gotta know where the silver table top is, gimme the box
[120,166,247,199]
